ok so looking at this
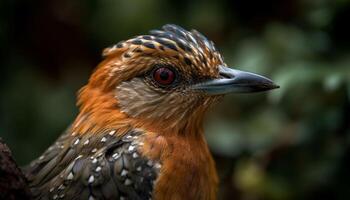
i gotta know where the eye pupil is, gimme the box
[159,71,169,80]
[153,67,175,86]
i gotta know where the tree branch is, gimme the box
[0,138,32,200]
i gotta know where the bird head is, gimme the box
[76,24,279,135]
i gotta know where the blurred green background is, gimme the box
[1,0,350,199]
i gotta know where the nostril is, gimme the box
[218,65,235,79]
[219,71,234,79]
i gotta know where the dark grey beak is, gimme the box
[193,65,279,95]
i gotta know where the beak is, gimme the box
[192,65,279,95]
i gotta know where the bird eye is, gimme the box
[153,67,176,86]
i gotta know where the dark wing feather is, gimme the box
[25,129,160,200]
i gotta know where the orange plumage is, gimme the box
[25,24,278,200]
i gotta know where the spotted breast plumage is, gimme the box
[25,24,278,200]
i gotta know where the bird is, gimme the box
[24,24,279,200]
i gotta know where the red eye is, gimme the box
[153,67,176,85]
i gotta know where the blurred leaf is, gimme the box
[205,120,246,157]
[234,159,265,195]
[324,73,343,91]
[230,38,272,74]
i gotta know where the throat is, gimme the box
[141,132,218,200]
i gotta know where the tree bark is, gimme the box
[0,138,32,200]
